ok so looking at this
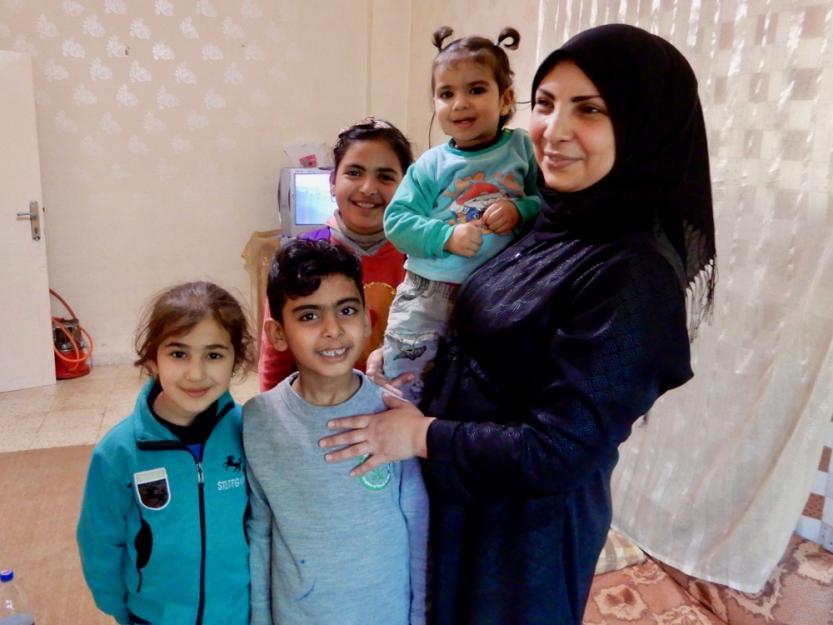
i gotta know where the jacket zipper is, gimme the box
[196,461,206,625]
[136,441,209,625]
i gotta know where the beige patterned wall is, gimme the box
[1,0,410,362]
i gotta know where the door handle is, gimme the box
[15,201,41,241]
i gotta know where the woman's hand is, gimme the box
[365,347,415,396]
[482,200,520,234]
[319,394,436,477]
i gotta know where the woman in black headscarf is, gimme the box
[321,24,716,624]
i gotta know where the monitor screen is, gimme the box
[278,167,337,237]
[293,171,337,225]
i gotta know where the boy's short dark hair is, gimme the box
[267,239,364,322]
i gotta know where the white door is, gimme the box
[0,51,55,392]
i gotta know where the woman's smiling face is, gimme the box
[529,59,615,193]
[330,139,404,235]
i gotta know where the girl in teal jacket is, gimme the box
[77,282,254,625]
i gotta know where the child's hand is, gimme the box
[365,347,415,396]
[482,200,521,234]
[445,222,483,257]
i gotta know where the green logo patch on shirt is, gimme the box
[356,454,392,490]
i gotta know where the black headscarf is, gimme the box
[531,24,716,334]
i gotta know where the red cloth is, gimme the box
[257,233,405,391]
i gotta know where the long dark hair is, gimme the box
[333,117,414,175]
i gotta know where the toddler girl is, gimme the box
[383,26,540,402]
[77,281,253,625]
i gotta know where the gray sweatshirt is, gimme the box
[244,372,428,625]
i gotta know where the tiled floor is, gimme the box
[0,364,260,453]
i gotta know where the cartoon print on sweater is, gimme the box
[444,173,525,232]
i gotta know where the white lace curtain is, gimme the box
[536,0,833,592]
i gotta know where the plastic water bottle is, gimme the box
[0,570,34,625]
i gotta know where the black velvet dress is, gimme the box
[423,224,693,625]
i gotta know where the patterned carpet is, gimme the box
[0,445,110,625]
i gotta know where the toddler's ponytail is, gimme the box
[497,27,520,50]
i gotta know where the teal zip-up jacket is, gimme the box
[77,380,249,625]
[384,128,540,284]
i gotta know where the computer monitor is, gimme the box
[277,167,337,238]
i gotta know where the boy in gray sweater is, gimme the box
[244,238,428,625]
